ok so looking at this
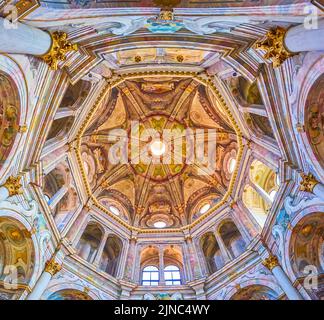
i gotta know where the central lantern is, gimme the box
[76,73,242,231]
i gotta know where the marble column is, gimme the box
[79,242,92,261]
[262,254,302,300]
[93,232,109,267]
[159,248,165,285]
[214,231,232,263]
[27,255,62,300]
[249,180,273,206]
[239,104,268,117]
[284,19,324,53]
[0,176,22,202]
[48,185,69,210]
[124,236,137,281]
[0,17,51,55]
[0,17,77,70]
[248,141,279,172]
[185,237,204,279]
[300,173,324,201]
[231,201,260,238]
[71,213,90,247]
[255,20,324,67]
[234,94,267,117]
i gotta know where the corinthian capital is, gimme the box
[254,26,296,67]
[3,175,23,197]
[262,254,279,271]
[45,259,62,276]
[40,31,78,71]
[300,173,319,193]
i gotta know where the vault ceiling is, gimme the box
[76,74,241,229]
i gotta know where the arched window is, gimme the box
[164,265,181,285]
[142,266,159,286]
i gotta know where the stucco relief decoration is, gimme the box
[0,72,20,170]
[305,74,324,168]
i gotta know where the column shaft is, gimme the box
[159,250,165,285]
[215,232,232,263]
[313,183,324,201]
[79,242,91,261]
[27,256,61,300]
[239,104,268,117]
[249,181,273,206]
[284,19,324,53]
[263,255,302,300]
[27,271,51,300]
[0,17,51,55]
[49,185,69,210]
[0,186,9,202]
[94,233,109,266]
[272,266,302,300]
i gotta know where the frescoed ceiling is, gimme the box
[39,0,305,9]
[105,48,219,69]
[78,76,239,229]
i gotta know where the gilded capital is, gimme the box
[41,31,78,71]
[300,173,319,193]
[3,175,23,197]
[262,254,279,271]
[254,26,296,68]
[45,259,62,276]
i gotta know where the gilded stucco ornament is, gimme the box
[45,258,62,276]
[41,31,78,71]
[153,0,181,8]
[299,173,319,193]
[3,175,23,196]
[254,27,297,68]
[262,254,279,271]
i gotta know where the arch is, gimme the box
[47,289,93,300]
[42,161,75,221]
[163,245,184,284]
[54,186,79,231]
[200,232,223,274]
[46,116,75,141]
[60,80,92,111]
[295,54,324,181]
[245,113,275,139]
[218,219,246,258]
[0,55,28,179]
[223,277,283,300]
[43,163,69,200]
[229,284,279,300]
[42,281,102,300]
[140,246,160,285]
[0,70,20,174]
[0,216,35,299]
[229,76,274,139]
[76,222,104,263]
[304,73,324,170]
[99,234,123,277]
[140,245,160,269]
[288,212,324,299]
[249,160,278,195]
[243,160,279,227]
